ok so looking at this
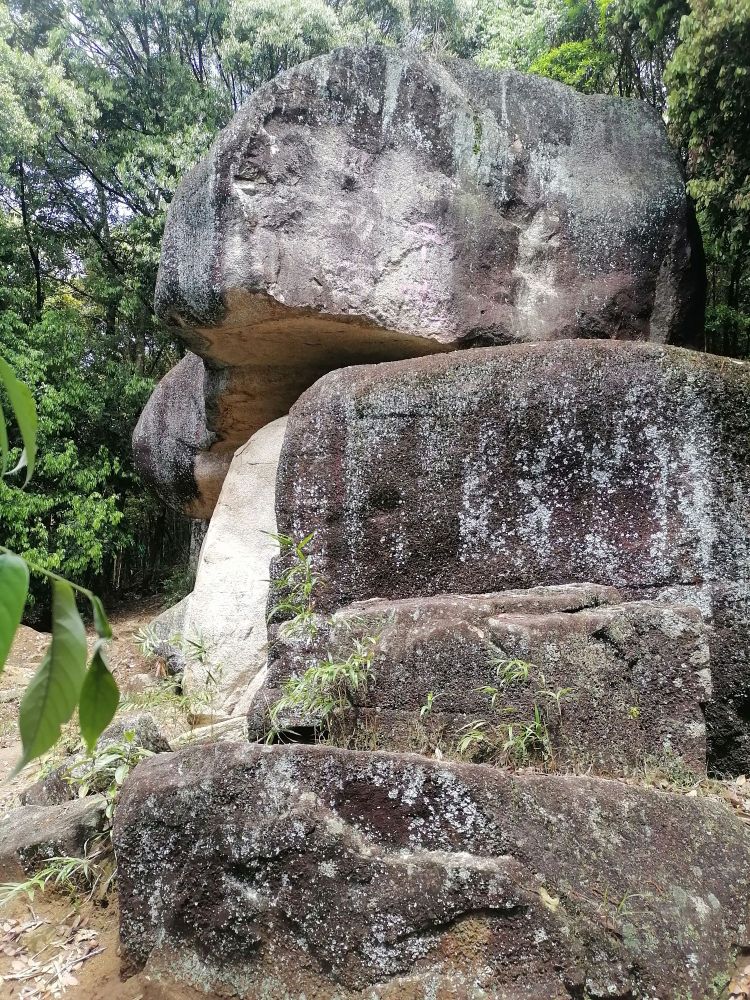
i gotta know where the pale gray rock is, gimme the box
[152,417,287,716]
[97,713,172,755]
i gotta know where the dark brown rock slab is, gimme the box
[115,743,750,999]
[275,340,750,770]
[254,586,712,774]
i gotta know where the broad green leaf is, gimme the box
[17,580,87,768]
[89,594,112,640]
[0,357,37,484]
[0,401,8,475]
[78,645,119,753]
[0,553,29,672]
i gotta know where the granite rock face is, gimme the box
[157,46,702,350]
[274,339,750,769]
[115,743,750,999]
[276,341,749,606]
[142,45,703,516]
[252,586,712,774]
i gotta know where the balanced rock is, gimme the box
[144,46,703,515]
[254,585,712,774]
[115,743,750,999]
[274,340,750,770]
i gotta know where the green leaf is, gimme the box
[78,645,119,753]
[89,594,112,640]
[0,552,29,673]
[0,357,37,484]
[17,580,87,768]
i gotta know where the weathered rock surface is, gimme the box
[277,341,748,605]
[132,353,222,519]
[275,339,750,770]
[21,712,171,807]
[158,47,702,351]
[253,586,712,774]
[152,417,286,715]
[144,46,703,515]
[652,581,750,776]
[0,796,107,880]
[97,712,172,755]
[115,743,750,999]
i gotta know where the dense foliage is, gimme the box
[0,0,747,601]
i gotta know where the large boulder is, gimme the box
[252,586,712,775]
[152,417,287,715]
[274,340,750,770]
[143,46,703,515]
[276,341,748,607]
[158,47,702,352]
[115,743,750,999]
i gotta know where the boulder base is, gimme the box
[115,743,750,999]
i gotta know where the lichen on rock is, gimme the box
[115,743,750,999]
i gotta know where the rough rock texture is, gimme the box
[21,712,171,807]
[152,417,286,715]
[0,796,107,879]
[277,341,748,604]
[652,581,750,776]
[252,586,712,774]
[158,46,701,350]
[116,743,750,999]
[19,768,73,808]
[275,340,750,771]
[144,45,703,515]
[97,713,172,755]
[132,353,220,518]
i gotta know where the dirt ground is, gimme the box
[0,600,174,1000]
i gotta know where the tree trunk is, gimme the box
[17,160,43,319]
